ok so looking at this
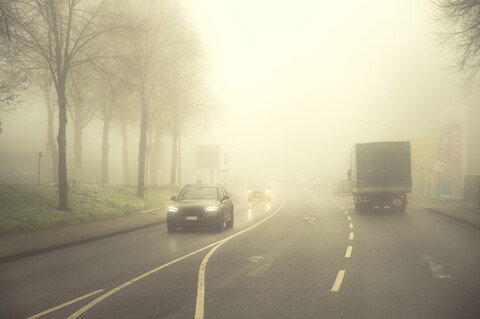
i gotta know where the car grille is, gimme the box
[180,208,204,216]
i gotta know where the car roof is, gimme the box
[181,184,221,189]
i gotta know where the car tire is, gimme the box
[216,212,225,231]
[226,211,234,228]
[167,223,176,232]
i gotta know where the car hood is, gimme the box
[174,200,220,208]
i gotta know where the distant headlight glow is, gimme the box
[205,206,218,212]
[168,206,178,212]
[266,189,270,193]
[247,189,252,193]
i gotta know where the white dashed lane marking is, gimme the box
[328,198,358,294]
[331,270,346,292]
[345,246,353,258]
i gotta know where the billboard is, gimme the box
[411,140,439,167]
[440,125,462,163]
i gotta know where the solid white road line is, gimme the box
[349,232,354,240]
[68,200,286,319]
[194,200,286,319]
[331,270,346,292]
[26,290,104,319]
[195,243,223,319]
[67,242,221,319]
[345,246,353,258]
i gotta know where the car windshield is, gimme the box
[179,186,218,200]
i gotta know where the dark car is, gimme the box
[247,185,271,201]
[167,184,234,232]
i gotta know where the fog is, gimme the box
[181,0,479,183]
[1,0,479,190]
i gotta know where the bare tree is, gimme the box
[163,34,218,186]
[0,0,14,39]
[92,69,130,184]
[113,0,180,197]
[0,40,28,115]
[5,0,118,210]
[67,68,98,171]
[40,70,58,183]
[435,0,480,86]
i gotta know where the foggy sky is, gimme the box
[181,0,479,182]
[1,0,478,186]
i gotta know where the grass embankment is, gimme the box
[0,182,169,234]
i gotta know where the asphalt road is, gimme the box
[1,189,480,319]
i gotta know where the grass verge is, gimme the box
[0,182,168,234]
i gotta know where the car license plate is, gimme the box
[186,216,197,221]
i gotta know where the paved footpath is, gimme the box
[0,208,166,262]
[1,197,478,263]
[409,197,480,229]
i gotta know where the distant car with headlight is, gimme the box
[167,184,234,232]
[247,185,271,201]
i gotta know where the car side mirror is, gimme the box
[222,195,230,201]
[170,196,176,201]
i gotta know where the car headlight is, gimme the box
[168,206,178,212]
[247,189,251,193]
[205,206,218,212]
[266,189,270,193]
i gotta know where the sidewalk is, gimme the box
[0,208,167,262]
[409,197,480,229]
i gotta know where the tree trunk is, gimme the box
[121,118,130,185]
[74,106,83,169]
[170,131,178,185]
[149,126,161,186]
[177,133,181,186]
[101,115,110,184]
[44,82,58,183]
[57,82,68,210]
[137,94,148,198]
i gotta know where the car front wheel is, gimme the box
[226,211,234,228]
[216,212,225,231]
